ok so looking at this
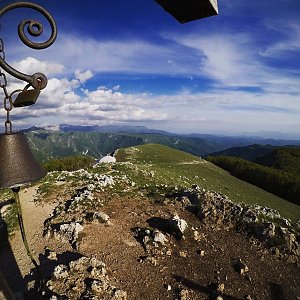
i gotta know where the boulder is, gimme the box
[169,215,188,237]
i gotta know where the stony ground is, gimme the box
[1,178,299,300]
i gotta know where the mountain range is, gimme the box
[22,124,300,162]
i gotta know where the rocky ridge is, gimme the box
[37,167,300,299]
[1,149,300,299]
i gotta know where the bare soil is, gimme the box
[1,188,300,299]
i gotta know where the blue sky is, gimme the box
[1,0,300,138]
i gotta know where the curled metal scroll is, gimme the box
[0,2,57,89]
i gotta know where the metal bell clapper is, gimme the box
[13,84,41,107]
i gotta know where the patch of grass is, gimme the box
[0,189,18,235]
[4,203,18,235]
[114,144,300,222]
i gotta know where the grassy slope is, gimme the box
[115,144,300,222]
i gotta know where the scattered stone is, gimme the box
[217,283,225,293]
[179,251,188,258]
[198,250,205,257]
[46,255,126,299]
[92,211,110,223]
[193,230,201,241]
[179,289,189,300]
[114,289,127,299]
[148,256,158,265]
[46,250,57,261]
[177,196,191,208]
[194,189,299,263]
[53,264,68,279]
[166,249,172,256]
[164,284,171,291]
[153,230,167,245]
[236,259,249,275]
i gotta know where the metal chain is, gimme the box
[0,38,13,133]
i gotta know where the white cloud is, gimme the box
[12,57,64,76]
[75,70,94,83]
[8,34,199,77]
[260,22,300,57]
[8,65,299,139]
[3,28,299,138]
[164,32,300,94]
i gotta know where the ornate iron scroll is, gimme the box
[0,1,57,89]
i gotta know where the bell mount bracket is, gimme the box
[0,1,57,90]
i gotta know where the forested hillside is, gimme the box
[255,148,300,175]
[207,155,300,205]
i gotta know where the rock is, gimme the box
[91,279,104,293]
[47,250,57,261]
[193,230,201,241]
[179,251,188,258]
[153,230,167,245]
[113,289,127,299]
[146,256,158,265]
[93,211,110,223]
[143,235,151,245]
[59,222,83,246]
[177,196,192,208]
[53,264,68,279]
[179,289,189,300]
[169,215,188,236]
[46,255,126,299]
[236,259,249,275]
[199,250,205,257]
[217,283,225,293]
[164,284,171,291]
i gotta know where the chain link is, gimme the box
[0,37,13,133]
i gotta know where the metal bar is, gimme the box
[0,2,57,89]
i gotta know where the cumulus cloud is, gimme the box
[75,70,94,83]
[8,64,299,139]
[12,57,64,76]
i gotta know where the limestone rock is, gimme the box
[53,264,68,279]
[153,230,167,245]
[169,215,188,236]
[45,255,126,299]
[93,211,110,223]
[59,222,83,246]
[236,259,249,275]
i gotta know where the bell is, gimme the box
[13,85,41,107]
[155,0,218,23]
[0,132,46,189]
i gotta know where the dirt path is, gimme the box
[0,185,55,294]
[1,187,300,299]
